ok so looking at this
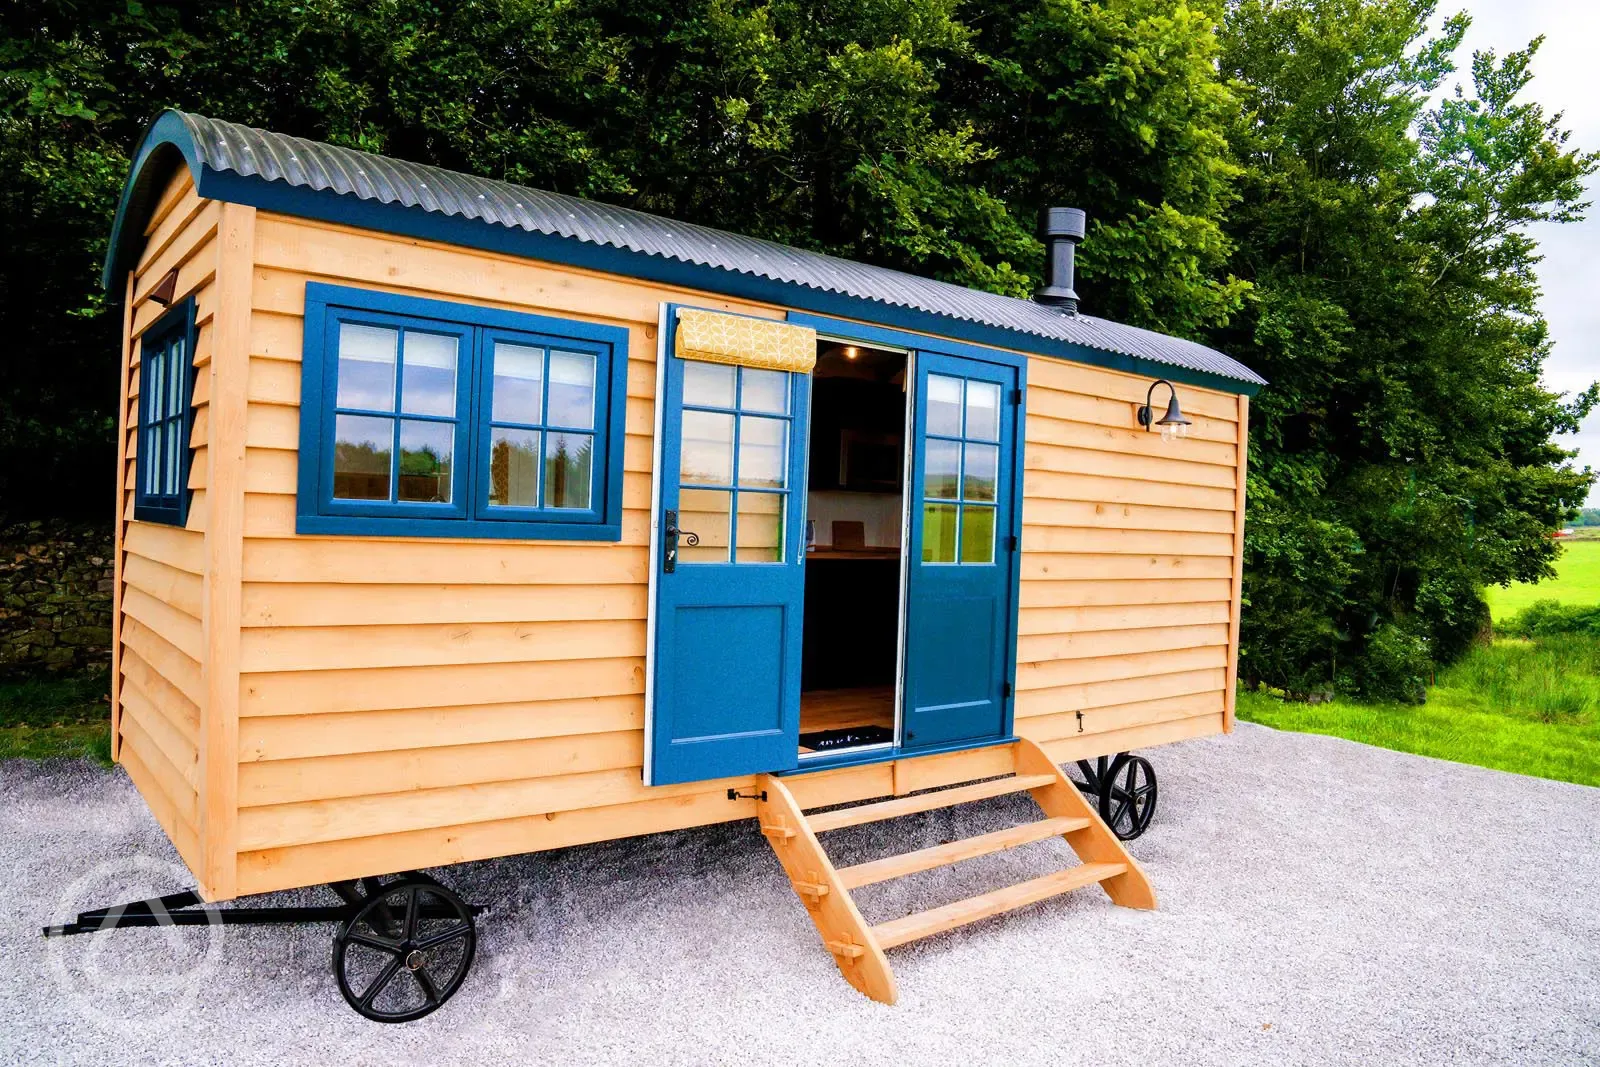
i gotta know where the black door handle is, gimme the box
[662,510,700,572]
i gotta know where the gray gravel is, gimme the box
[2,722,1597,1066]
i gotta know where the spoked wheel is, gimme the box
[1099,754,1158,841]
[332,876,476,1022]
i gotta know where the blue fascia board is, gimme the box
[105,114,1261,397]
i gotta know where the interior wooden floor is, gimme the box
[799,686,895,753]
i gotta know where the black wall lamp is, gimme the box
[1137,379,1192,442]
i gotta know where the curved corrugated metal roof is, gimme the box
[108,111,1264,389]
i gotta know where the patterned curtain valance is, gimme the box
[674,308,817,374]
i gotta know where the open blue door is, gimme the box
[647,313,812,785]
[901,350,1023,751]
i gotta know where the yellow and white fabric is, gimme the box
[674,307,817,374]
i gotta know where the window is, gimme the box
[674,361,795,564]
[299,284,629,539]
[921,373,1001,565]
[133,298,198,526]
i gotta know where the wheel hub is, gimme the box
[405,949,426,972]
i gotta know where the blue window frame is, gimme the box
[298,284,629,539]
[133,298,198,526]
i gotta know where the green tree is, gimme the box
[1218,0,1598,699]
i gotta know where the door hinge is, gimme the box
[1005,534,1018,552]
[1010,387,1023,406]
[1001,682,1013,699]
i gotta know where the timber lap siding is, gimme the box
[108,119,1252,902]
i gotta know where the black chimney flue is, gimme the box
[1035,207,1086,315]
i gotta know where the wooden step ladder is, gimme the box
[757,736,1156,1004]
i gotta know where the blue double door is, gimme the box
[648,317,1022,786]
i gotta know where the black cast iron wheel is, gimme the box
[1099,754,1157,841]
[332,876,476,1022]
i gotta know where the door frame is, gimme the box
[794,331,916,764]
[786,312,1028,771]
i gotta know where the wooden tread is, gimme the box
[837,816,1090,890]
[871,861,1129,949]
[806,774,1057,833]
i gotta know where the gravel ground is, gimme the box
[2,722,1598,1066]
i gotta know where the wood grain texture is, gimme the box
[111,271,134,763]
[1225,394,1250,732]
[198,200,254,901]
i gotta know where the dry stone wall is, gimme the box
[0,519,114,678]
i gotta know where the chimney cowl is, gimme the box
[1035,207,1087,315]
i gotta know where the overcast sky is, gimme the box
[1429,1,1600,505]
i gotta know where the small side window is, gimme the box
[133,298,198,526]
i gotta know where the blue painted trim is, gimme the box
[101,114,1259,397]
[102,112,206,291]
[297,282,629,540]
[131,297,199,528]
[794,312,1026,741]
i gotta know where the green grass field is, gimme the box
[1484,538,1600,621]
[1239,633,1600,787]
[0,672,112,763]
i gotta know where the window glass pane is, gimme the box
[738,415,787,488]
[336,324,399,411]
[168,341,184,417]
[963,443,998,502]
[960,505,996,564]
[678,489,731,563]
[492,342,544,424]
[147,354,165,423]
[489,427,540,507]
[966,381,1001,442]
[545,432,594,509]
[924,439,960,499]
[398,420,453,503]
[166,420,182,496]
[145,426,161,495]
[740,369,788,414]
[736,491,785,562]
[549,351,597,429]
[926,374,963,437]
[400,332,458,417]
[683,361,735,408]
[922,503,958,563]
[334,414,394,500]
[680,410,734,485]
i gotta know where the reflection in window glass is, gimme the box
[963,443,998,502]
[965,381,1001,442]
[926,374,963,437]
[924,439,960,499]
[401,332,458,416]
[960,505,996,564]
[492,343,543,424]
[738,416,787,488]
[736,491,785,562]
[922,503,958,562]
[678,488,731,563]
[683,361,736,408]
[545,432,594,509]
[548,351,597,429]
[336,324,398,410]
[740,369,788,414]
[489,427,540,507]
[398,420,453,503]
[681,410,734,485]
[334,414,393,500]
